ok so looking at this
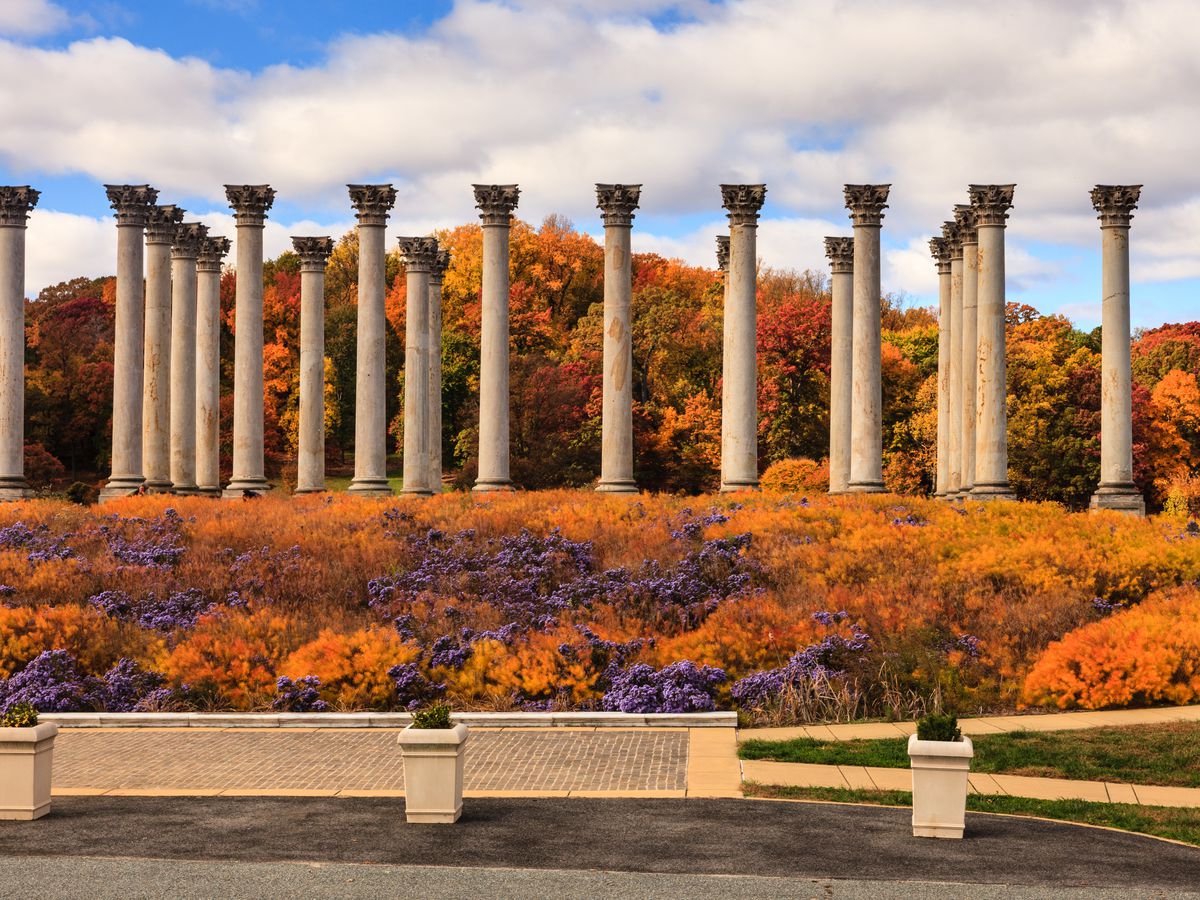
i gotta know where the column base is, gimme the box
[1090,484,1145,516]
[293,486,327,495]
[143,478,173,494]
[719,479,760,493]
[196,486,222,497]
[221,477,273,500]
[171,484,201,496]
[472,479,514,493]
[0,480,32,501]
[348,477,394,497]
[99,475,146,502]
[845,481,886,494]
[970,483,1016,501]
[597,478,638,494]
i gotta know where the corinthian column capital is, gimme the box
[595,183,642,227]
[433,248,451,280]
[224,184,276,226]
[824,236,854,274]
[1091,184,1142,227]
[715,235,730,272]
[145,205,185,244]
[954,203,978,244]
[473,184,520,225]
[397,236,440,272]
[843,184,890,226]
[968,184,1016,226]
[348,184,397,226]
[197,235,231,272]
[720,184,766,226]
[941,220,963,259]
[0,186,39,226]
[105,184,158,226]
[292,236,334,271]
[171,222,208,258]
[929,235,951,273]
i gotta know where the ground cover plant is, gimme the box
[739,722,1200,787]
[2,491,1200,720]
[741,783,1200,848]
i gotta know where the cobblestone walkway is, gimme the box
[53,728,692,795]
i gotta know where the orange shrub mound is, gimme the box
[0,604,155,677]
[158,609,309,707]
[282,628,419,708]
[1023,588,1200,709]
[760,458,829,495]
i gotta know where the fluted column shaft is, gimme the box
[101,185,158,502]
[141,209,179,492]
[426,250,448,493]
[1090,185,1145,515]
[948,249,964,496]
[970,184,1016,500]
[222,184,275,498]
[169,224,205,494]
[720,184,766,492]
[930,237,951,497]
[825,236,854,494]
[0,187,38,499]
[597,184,641,493]
[293,237,333,494]
[399,237,437,496]
[844,184,890,493]
[195,237,228,495]
[473,184,520,492]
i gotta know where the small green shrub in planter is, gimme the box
[411,703,452,729]
[917,712,962,742]
[1,702,38,728]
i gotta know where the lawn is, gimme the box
[742,783,1200,847]
[738,721,1200,788]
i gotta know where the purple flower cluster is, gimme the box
[1092,596,1126,614]
[88,588,220,632]
[0,521,75,563]
[101,508,187,569]
[669,506,732,542]
[272,676,328,712]
[428,634,473,669]
[0,650,168,714]
[601,660,727,713]
[950,633,982,659]
[891,512,927,527]
[387,662,446,710]
[731,614,872,708]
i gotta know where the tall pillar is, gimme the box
[472,184,520,492]
[1089,185,1145,515]
[970,184,1016,501]
[292,236,334,495]
[168,222,206,494]
[929,236,952,497]
[397,236,438,496]
[347,184,397,496]
[824,236,854,494]
[222,184,276,499]
[956,203,979,494]
[720,183,766,493]
[100,184,158,502]
[0,187,39,500]
[944,220,963,498]
[141,204,183,493]
[596,183,641,493]
[195,235,230,496]
[843,184,890,493]
[427,247,449,493]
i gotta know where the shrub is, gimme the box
[916,712,961,742]
[1,701,38,727]
[411,702,452,729]
[761,457,829,495]
[283,628,419,709]
[601,660,727,713]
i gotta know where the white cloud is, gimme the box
[0,0,70,37]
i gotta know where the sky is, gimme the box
[1,0,1197,330]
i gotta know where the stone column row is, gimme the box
[929,236,952,496]
[943,218,963,497]
[169,222,209,495]
[956,204,979,496]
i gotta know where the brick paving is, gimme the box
[52,728,689,793]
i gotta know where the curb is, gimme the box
[43,711,738,729]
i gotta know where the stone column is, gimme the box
[141,204,183,492]
[956,203,979,495]
[843,184,890,493]
[720,184,766,493]
[397,236,438,496]
[596,183,641,493]
[970,184,1016,500]
[944,220,963,498]
[222,184,276,499]
[168,222,207,494]
[292,236,334,495]
[195,235,230,496]
[1089,185,1145,515]
[930,236,952,497]
[427,247,449,493]
[347,184,397,496]
[824,236,854,494]
[472,184,520,492]
[0,187,39,500]
[100,184,158,502]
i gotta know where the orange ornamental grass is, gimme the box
[282,627,420,708]
[1023,587,1200,709]
[0,603,161,677]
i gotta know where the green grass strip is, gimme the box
[742,782,1200,847]
[739,721,1200,788]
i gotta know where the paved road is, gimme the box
[1,797,1197,894]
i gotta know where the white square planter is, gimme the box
[0,723,58,820]
[397,723,469,824]
[908,733,973,839]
